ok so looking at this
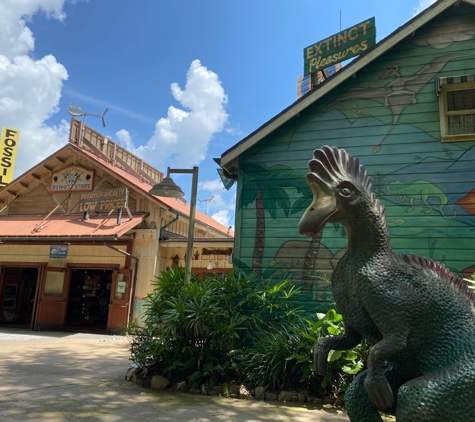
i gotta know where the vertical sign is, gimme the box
[0,127,20,188]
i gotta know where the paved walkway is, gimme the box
[0,327,359,422]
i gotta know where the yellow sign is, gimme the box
[0,127,20,188]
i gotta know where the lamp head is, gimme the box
[149,176,185,197]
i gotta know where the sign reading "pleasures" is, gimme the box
[78,187,128,213]
[303,17,376,76]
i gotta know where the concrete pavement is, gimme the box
[0,327,371,422]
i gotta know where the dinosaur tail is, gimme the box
[441,206,456,220]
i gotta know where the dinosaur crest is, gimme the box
[309,145,372,194]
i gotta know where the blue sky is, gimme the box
[1,0,435,228]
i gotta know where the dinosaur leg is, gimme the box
[420,191,433,214]
[405,198,415,213]
[396,360,475,422]
[345,370,384,422]
[346,361,412,422]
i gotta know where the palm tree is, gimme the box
[241,163,308,276]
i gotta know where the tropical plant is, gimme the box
[287,309,370,401]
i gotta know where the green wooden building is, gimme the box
[218,0,475,313]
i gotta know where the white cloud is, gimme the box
[116,129,135,151]
[200,179,224,192]
[413,0,436,16]
[0,0,69,177]
[133,59,228,169]
[211,209,233,229]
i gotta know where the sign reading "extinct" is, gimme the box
[78,187,128,212]
[303,17,376,76]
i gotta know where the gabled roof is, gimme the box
[0,142,233,238]
[219,0,475,174]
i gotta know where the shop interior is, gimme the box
[66,269,112,333]
[0,267,38,328]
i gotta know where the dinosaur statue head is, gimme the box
[298,145,374,237]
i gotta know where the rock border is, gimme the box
[126,370,325,404]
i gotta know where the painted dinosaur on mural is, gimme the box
[321,54,463,153]
[386,179,456,219]
[299,146,475,421]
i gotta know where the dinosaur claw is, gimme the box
[364,374,394,411]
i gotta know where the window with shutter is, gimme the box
[438,77,475,143]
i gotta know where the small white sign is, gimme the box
[117,281,126,293]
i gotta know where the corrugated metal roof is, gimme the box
[0,213,147,239]
[75,145,234,237]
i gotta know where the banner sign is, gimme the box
[303,17,376,76]
[78,187,128,213]
[51,166,94,192]
[50,245,68,259]
[217,168,235,190]
[0,127,20,188]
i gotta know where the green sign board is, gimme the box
[78,187,128,213]
[303,17,376,76]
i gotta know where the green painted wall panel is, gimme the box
[234,3,475,313]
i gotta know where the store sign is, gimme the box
[51,166,94,192]
[78,187,128,212]
[50,245,68,258]
[0,127,20,188]
[303,17,376,76]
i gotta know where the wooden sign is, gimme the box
[78,187,128,213]
[303,17,376,76]
[51,166,94,192]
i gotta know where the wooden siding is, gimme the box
[0,244,126,267]
[235,3,475,313]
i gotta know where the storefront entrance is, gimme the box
[0,267,38,328]
[66,269,112,333]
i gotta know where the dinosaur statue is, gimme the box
[386,180,456,219]
[319,54,463,154]
[298,146,475,422]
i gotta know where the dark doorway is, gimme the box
[0,267,38,328]
[66,269,112,333]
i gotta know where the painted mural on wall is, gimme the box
[238,7,475,311]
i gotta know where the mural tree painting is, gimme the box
[241,163,308,276]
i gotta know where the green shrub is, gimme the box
[127,268,368,402]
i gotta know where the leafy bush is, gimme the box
[128,268,369,402]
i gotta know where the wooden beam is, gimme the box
[19,182,28,188]
[55,156,66,163]
[6,190,16,196]
[43,165,53,172]
[31,173,41,180]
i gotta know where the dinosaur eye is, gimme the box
[340,187,351,196]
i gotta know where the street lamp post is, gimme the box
[149,167,199,284]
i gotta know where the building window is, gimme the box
[438,76,475,143]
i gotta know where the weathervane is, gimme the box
[67,102,109,127]
[198,196,214,215]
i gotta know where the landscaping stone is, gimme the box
[298,393,307,403]
[239,385,254,400]
[171,381,187,392]
[209,385,223,395]
[254,387,265,400]
[151,375,170,390]
[292,394,298,402]
[265,392,277,401]
[278,390,294,402]
[188,388,201,395]
[323,396,331,405]
[143,378,151,389]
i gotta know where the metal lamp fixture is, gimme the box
[149,167,199,284]
[149,176,185,198]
